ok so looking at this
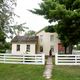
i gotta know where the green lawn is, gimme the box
[51,57,80,80]
[1,57,80,80]
[0,64,47,80]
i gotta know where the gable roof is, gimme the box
[35,26,47,34]
[12,36,38,43]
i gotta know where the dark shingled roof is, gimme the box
[12,36,38,43]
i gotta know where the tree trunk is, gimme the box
[69,41,73,54]
[65,46,67,54]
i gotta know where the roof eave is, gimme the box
[35,26,47,34]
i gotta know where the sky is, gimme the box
[14,0,57,32]
[6,0,57,42]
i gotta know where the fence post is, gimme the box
[35,54,37,63]
[42,53,45,65]
[4,54,5,63]
[75,56,77,64]
[23,55,25,64]
[55,53,58,65]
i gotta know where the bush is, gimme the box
[0,49,5,53]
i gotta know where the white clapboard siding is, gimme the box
[0,53,45,65]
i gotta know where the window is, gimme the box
[27,45,30,52]
[50,46,54,52]
[50,35,54,41]
[61,46,63,49]
[40,35,43,41]
[17,45,20,51]
[40,46,43,52]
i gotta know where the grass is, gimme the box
[51,57,80,80]
[0,64,47,80]
[1,57,80,80]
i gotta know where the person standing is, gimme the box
[49,49,52,57]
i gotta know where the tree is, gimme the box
[29,0,80,54]
[0,0,16,39]
[45,25,69,54]
[0,30,6,43]
[24,30,36,37]
[58,34,69,54]
[0,0,17,33]
[4,42,12,50]
[9,22,28,38]
[0,0,28,40]
[0,42,12,53]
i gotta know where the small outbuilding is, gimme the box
[12,36,38,54]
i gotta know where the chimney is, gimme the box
[17,31,19,36]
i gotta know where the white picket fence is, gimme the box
[0,53,45,65]
[55,53,80,65]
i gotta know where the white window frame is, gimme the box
[40,46,43,52]
[50,35,54,41]
[40,35,43,41]
[27,45,30,52]
[17,45,20,51]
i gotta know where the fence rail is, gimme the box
[55,53,80,65]
[0,53,45,65]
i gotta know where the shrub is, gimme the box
[0,49,5,53]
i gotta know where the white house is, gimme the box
[12,27,58,55]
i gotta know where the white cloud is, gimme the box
[6,0,57,42]
[13,0,57,31]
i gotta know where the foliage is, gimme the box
[0,0,28,40]
[57,33,69,54]
[73,44,80,50]
[24,30,36,37]
[9,22,28,38]
[76,46,80,50]
[0,49,5,53]
[45,25,69,54]
[0,0,17,36]
[4,42,12,50]
[0,42,12,53]
[29,0,80,54]
[0,30,6,43]
[44,25,55,33]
